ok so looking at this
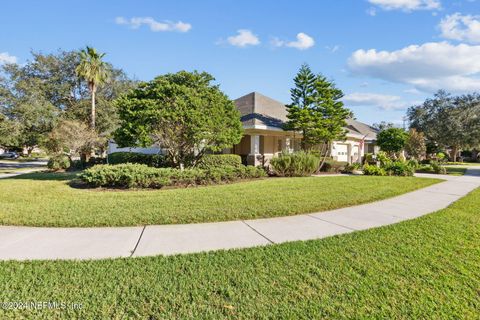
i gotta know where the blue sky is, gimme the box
[1,0,479,125]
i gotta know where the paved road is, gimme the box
[0,168,479,261]
[0,160,47,179]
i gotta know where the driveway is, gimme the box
[0,159,47,178]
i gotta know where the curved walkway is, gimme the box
[1,168,479,261]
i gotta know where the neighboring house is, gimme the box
[108,91,379,165]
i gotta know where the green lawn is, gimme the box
[0,172,439,227]
[445,166,467,176]
[0,188,478,318]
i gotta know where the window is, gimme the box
[277,138,283,152]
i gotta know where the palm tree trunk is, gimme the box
[91,84,96,130]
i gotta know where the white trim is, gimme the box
[243,124,285,132]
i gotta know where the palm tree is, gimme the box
[76,46,110,130]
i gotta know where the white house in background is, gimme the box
[108,92,379,165]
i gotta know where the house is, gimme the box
[108,91,379,165]
[227,92,379,166]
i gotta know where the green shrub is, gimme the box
[376,151,392,166]
[436,152,447,162]
[407,159,419,169]
[107,152,169,167]
[321,160,348,173]
[384,161,415,176]
[364,153,376,165]
[197,154,242,169]
[363,164,387,176]
[47,155,70,171]
[431,161,447,174]
[343,163,362,173]
[79,163,266,189]
[270,152,320,177]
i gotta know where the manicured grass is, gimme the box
[445,166,467,176]
[0,172,439,227]
[0,188,478,318]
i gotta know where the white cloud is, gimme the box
[115,16,191,32]
[272,32,315,50]
[439,13,480,44]
[343,92,410,110]
[226,29,260,47]
[326,45,340,53]
[368,0,441,11]
[348,41,480,93]
[0,52,17,64]
[366,7,377,16]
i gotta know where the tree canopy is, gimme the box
[405,128,426,160]
[0,49,132,152]
[407,90,480,161]
[285,64,349,151]
[114,71,243,168]
[376,128,408,155]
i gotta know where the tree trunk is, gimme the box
[450,146,458,162]
[91,84,96,130]
[318,142,329,172]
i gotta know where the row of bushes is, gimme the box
[107,152,243,169]
[363,161,415,176]
[48,155,105,171]
[79,163,266,189]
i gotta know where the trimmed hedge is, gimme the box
[79,163,266,189]
[270,152,320,177]
[107,152,169,168]
[197,154,242,169]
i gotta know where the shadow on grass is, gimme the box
[6,171,78,181]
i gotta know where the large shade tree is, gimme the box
[114,71,243,168]
[0,49,132,153]
[407,90,480,162]
[76,46,110,129]
[285,64,350,167]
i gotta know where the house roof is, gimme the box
[235,92,287,129]
[345,118,379,140]
[234,92,378,140]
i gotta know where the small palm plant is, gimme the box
[76,46,110,130]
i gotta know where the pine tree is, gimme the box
[285,64,350,168]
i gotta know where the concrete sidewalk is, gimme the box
[0,169,479,261]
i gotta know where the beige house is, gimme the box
[228,92,379,166]
[108,91,379,165]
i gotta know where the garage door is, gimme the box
[336,144,348,162]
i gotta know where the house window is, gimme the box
[277,138,283,152]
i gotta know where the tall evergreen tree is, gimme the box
[285,64,350,167]
[284,64,316,149]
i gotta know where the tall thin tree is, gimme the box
[76,46,110,129]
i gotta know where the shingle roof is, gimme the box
[234,92,378,139]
